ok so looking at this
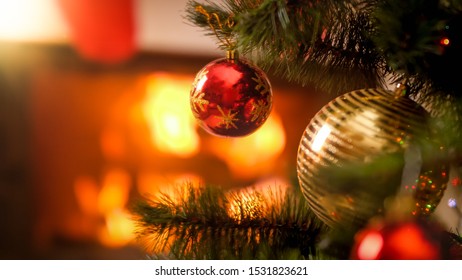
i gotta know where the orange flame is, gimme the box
[74,176,99,217]
[142,73,199,157]
[98,169,131,214]
[74,168,136,247]
[98,208,136,248]
[209,113,286,179]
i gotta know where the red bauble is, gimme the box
[190,53,272,137]
[351,219,447,260]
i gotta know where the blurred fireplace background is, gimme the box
[0,40,331,259]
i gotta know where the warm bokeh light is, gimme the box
[357,231,383,260]
[440,37,450,46]
[99,208,136,248]
[252,177,290,202]
[74,169,136,247]
[209,113,286,179]
[228,180,289,221]
[98,169,131,214]
[100,126,126,160]
[228,190,264,222]
[0,0,68,42]
[142,73,200,157]
[387,223,439,259]
[137,171,203,198]
[74,176,100,217]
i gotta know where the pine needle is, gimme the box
[184,0,462,149]
[131,182,327,260]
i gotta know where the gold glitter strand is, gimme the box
[195,5,236,50]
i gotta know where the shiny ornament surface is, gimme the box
[190,55,272,137]
[296,88,448,229]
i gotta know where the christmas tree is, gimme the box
[132,0,462,260]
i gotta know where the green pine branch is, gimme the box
[185,0,386,95]
[234,0,386,95]
[131,183,328,260]
[184,0,462,152]
[185,0,462,96]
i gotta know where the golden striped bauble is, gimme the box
[296,87,449,229]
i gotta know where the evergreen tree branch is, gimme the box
[234,0,386,95]
[371,0,462,95]
[185,0,462,98]
[184,0,462,148]
[184,0,237,50]
[131,183,327,259]
[185,0,387,95]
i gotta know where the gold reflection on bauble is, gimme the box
[296,88,448,229]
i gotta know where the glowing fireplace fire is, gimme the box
[141,73,200,158]
[74,169,135,247]
[43,70,288,253]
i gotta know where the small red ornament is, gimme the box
[190,51,272,137]
[351,219,448,260]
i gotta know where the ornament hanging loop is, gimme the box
[226,49,238,61]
